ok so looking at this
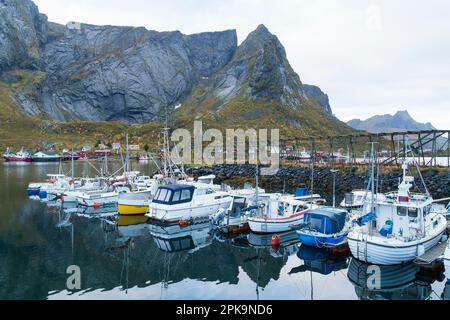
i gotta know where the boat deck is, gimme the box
[414,240,449,265]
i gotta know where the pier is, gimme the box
[281,129,450,167]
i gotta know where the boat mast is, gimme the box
[125,134,129,174]
[71,148,75,180]
[310,140,315,209]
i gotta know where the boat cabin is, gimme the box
[152,185,196,205]
[303,207,348,234]
[257,194,310,218]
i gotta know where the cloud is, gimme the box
[33,0,450,129]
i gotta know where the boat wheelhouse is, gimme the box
[296,207,349,248]
[340,190,386,209]
[148,184,232,224]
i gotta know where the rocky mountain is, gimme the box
[347,110,435,133]
[0,0,352,138]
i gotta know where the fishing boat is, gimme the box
[247,193,313,234]
[76,182,131,207]
[3,148,32,162]
[347,148,448,265]
[33,174,70,200]
[210,188,264,235]
[148,183,233,224]
[32,151,62,162]
[296,207,350,248]
[118,187,153,215]
[340,190,386,209]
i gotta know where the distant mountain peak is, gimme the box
[347,110,435,133]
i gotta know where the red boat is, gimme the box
[3,149,32,162]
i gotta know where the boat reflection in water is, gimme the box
[289,245,349,276]
[248,231,299,258]
[347,259,432,300]
[118,215,149,239]
[148,221,214,253]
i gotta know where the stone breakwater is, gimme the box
[186,164,450,201]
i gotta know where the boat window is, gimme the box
[164,190,172,202]
[196,189,206,196]
[408,207,418,218]
[206,189,214,195]
[397,206,407,216]
[172,191,181,202]
[309,216,324,232]
[180,189,192,201]
[154,189,168,202]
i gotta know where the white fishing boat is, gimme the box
[347,155,448,265]
[210,187,264,234]
[59,178,109,203]
[75,182,130,207]
[148,183,233,224]
[118,187,152,215]
[117,174,163,215]
[247,194,314,234]
[340,190,386,209]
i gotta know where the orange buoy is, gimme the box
[179,220,189,227]
[272,235,281,247]
[93,202,101,209]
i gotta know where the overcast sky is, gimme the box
[33,0,450,129]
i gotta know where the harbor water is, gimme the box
[0,161,448,300]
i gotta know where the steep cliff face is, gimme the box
[213,24,306,106]
[38,25,237,122]
[174,24,349,136]
[0,0,346,136]
[0,0,48,72]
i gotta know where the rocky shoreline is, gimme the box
[186,164,450,201]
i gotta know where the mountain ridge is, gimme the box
[0,0,355,149]
[347,110,435,133]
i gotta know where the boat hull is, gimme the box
[248,214,305,234]
[77,194,118,207]
[4,156,32,162]
[150,200,232,224]
[118,203,149,215]
[32,158,62,163]
[348,226,446,265]
[297,230,347,248]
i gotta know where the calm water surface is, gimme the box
[0,161,448,300]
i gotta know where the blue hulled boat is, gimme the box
[296,207,349,248]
